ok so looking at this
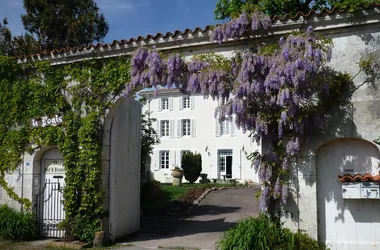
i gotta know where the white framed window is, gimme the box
[183,97,190,109]
[182,119,191,136]
[220,119,231,135]
[160,151,170,169]
[161,120,169,137]
[162,98,169,110]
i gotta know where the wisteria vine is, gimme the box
[125,13,347,214]
[211,11,272,44]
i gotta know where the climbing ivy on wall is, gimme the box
[0,55,130,241]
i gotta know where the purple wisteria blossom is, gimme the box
[259,186,270,211]
[211,11,271,45]
[286,137,300,156]
[273,178,281,199]
[281,184,289,205]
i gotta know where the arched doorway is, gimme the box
[316,138,380,249]
[35,147,65,238]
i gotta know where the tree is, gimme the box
[214,0,374,20]
[0,19,12,56]
[21,0,109,51]
[140,98,160,182]
[181,152,202,184]
[11,34,40,57]
[0,18,40,57]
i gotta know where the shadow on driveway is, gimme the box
[121,187,260,250]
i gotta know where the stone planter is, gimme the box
[171,169,184,186]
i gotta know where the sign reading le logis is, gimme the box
[31,114,63,128]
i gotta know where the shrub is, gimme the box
[142,180,162,200]
[72,214,101,243]
[0,204,36,241]
[181,152,202,183]
[217,214,328,250]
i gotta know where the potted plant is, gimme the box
[171,166,183,186]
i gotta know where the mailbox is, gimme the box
[342,182,361,199]
[361,182,380,199]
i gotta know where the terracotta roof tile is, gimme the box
[16,3,380,61]
[337,173,380,182]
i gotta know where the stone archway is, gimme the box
[33,147,65,238]
[316,138,380,250]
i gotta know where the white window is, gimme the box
[182,119,191,136]
[162,98,169,110]
[220,119,231,135]
[160,151,170,169]
[161,120,169,137]
[183,97,190,109]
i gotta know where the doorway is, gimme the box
[218,150,233,180]
[316,139,380,249]
[36,148,65,238]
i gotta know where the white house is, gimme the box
[141,89,260,183]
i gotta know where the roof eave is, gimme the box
[16,6,380,65]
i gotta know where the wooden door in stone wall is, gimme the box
[317,139,380,250]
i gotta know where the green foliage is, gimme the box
[217,215,329,250]
[0,204,36,241]
[21,0,109,50]
[140,102,160,182]
[10,33,40,57]
[214,0,256,20]
[181,152,202,184]
[0,19,12,56]
[0,55,130,241]
[330,0,373,12]
[214,0,376,20]
[0,19,40,57]
[71,214,101,243]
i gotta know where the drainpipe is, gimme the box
[240,149,242,180]
[21,152,24,212]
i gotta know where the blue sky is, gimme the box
[0,0,220,44]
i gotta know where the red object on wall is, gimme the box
[337,173,380,182]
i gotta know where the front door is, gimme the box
[226,156,232,178]
[218,150,233,180]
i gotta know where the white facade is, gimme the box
[142,90,260,183]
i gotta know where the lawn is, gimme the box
[0,240,124,250]
[141,183,192,213]
[141,182,237,216]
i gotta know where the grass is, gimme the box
[141,183,191,212]
[158,245,200,250]
[141,182,239,214]
[0,240,125,250]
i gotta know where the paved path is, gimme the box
[119,187,260,250]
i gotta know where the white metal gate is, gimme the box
[35,159,65,238]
